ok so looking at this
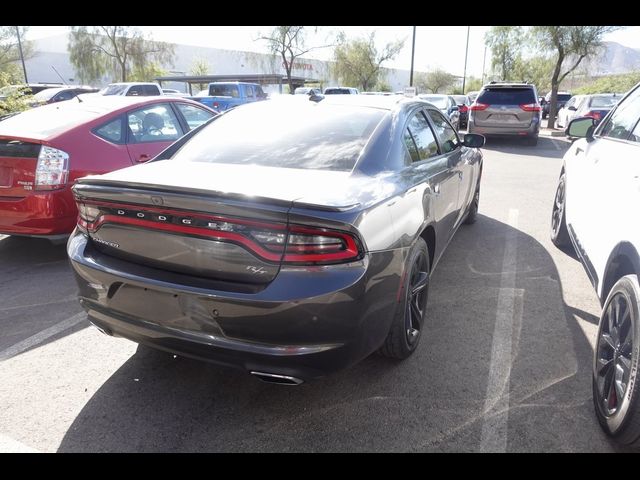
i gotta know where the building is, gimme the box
[25,34,422,93]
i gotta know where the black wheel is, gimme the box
[464,184,480,225]
[593,275,640,445]
[379,237,430,359]
[550,172,570,247]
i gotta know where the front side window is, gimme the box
[126,85,144,96]
[407,112,439,161]
[245,85,255,99]
[599,86,640,141]
[127,104,182,143]
[426,109,459,154]
[175,103,216,130]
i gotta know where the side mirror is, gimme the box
[463,133,485,148]
[566,117,596,142]
[451,105,459,112]
[568,106,577,111]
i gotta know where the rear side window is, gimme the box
[477,87,536,105]
[94,117,123,144]
[143,85,161,96]
[210,84,240,97]
[127,104,182,143]
[599,86,640,141]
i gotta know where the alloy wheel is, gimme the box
[405,252,429,344]
[551,177,565,238]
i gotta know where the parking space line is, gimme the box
[479,208,520,452]
[0,312,86,362]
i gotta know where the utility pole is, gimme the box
[15,26,28,84]
[481,44,487,85]
[409,26,416,87]
[462,26,470,94]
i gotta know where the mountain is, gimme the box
[581,41,640,76]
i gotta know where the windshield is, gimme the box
[420,95,449,109]
[452,95,469,105]
[170,102,385,172]
[103,84,128,96]
[33,88,64,101]
[590,95,621,108]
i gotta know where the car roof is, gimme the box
[0,96,202,141]
[484,82,534,88]
[318,93,425,111]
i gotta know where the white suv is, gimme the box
[551,81,640,445]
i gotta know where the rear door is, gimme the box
[125,103,185,163]
[473,87,537,129]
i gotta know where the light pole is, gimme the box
[409,26,416,87]
[462,26,470,94]
[481,44,487,85]
[15,26,28,84]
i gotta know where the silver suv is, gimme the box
[468,82,541,145]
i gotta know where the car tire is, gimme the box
[463,183,480,225]
[550,172,570,247]
[593,274,640,446]
[379,237,430,360]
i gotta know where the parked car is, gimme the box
[467,91,480,103]
[0,83,65,101]
[0,96,217,241]
[161,88,190,97]
[188,82,267,111]
[323,87,359,95]
[550,81,640,445]
[556,93,623,129]
[468,82,541,145]
[361,91,395,96]
[294,87,322,95]
[419,94,461,131]
[67,94,485,384]
[542,91,572,119]
[101,82,163,96]
[452,94,471,129]
[29,86,99,107]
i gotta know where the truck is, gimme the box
[189,82,268,111]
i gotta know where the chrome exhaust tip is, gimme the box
[250,371,304,385]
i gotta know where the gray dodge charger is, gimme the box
[68,94,485,384]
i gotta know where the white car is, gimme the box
[555,95,585,129]
[100,82,163,96]
[550,81,640,445]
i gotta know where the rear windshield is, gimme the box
[103,84,128,95]
[477,87,536,105]
[170,102,385,172]
[590,95,620,108]
[557,94,572,102]
[420,96,448,109]
[324,88,351,95]
[209,84,241,97]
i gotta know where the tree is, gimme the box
[260,26,333,95]
[129,62,167,82]
[575,71,640,95]
[485,26,523,81]
[333,32,404,92]
[189,58,211,93]
[532,26,621,128]
[68,26,175,83]
[415,69,456,94]
[512,55,555,93]
[0,26,35,82]
[0,72,32,116]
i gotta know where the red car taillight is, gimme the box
[584,111,602,120]
[519,103,541,112]
[35,146,69,190]
[75,201,363,265]
[469,102,489,111]
[459,105,468,113]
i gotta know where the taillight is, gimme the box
[213,102,219,109]
[519,103,541,112]
[470,102,489,111]
[35,146,69,190]
[584,111,602,120]
[459,105,468,113]
[74,200,363,265]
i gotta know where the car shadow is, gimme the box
[481,136,569,159]
[0,235,87,356]
[55,215,634,452]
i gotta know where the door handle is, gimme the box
[458,171,463,179]
[136,154,151,163]
[433,183,441,195]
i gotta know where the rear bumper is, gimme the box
[0,187,76,236]
[68,231,405,380]
[468,120,539,137]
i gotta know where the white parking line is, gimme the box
[0,312,87,362]
[479,208,520,452]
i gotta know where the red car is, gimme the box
[0,96,217,241]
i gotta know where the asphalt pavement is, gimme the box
[0,134,633,452]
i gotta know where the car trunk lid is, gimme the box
[472,87,538,129]
[0,138,42,198]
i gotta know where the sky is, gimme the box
[24,26,640,80]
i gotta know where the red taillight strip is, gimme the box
[85,215,285,262]
[470,103,489,111]
[519,103,541,112]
